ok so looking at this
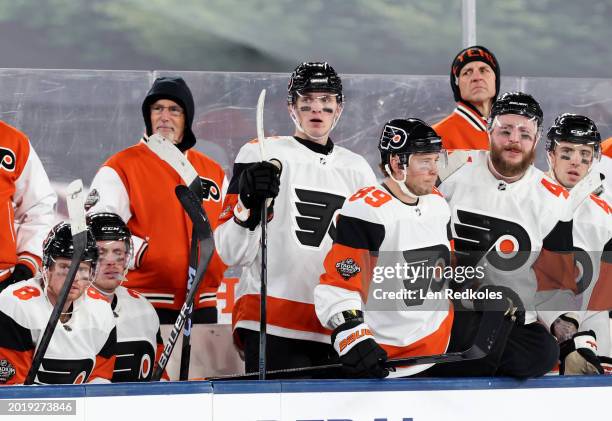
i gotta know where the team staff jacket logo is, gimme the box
[215,136,378,344]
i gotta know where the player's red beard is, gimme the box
[490,142,535,177]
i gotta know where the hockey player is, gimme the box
[545,114,611,373]
[314,118,454,378]
[316,118,547,379]
[439,92,572,376]
[433,45,500,151]
[0,121,57,292]
[87,76,228,379]
[214,62,377,374]
[88,212,167,382]
[0,222,116,385]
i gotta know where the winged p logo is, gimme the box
[379,124,407,152]
[293,188,345,248]
[453,209,532,271]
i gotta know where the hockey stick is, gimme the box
[145,134,205,380]
[256,89,268,380]
[24,180,87,385]
[151,185,215,381]
[569,168,603,213]
[209,308,508,380]
[437,149,470,183]
[145,133,203,198]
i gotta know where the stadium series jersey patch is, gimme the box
[0,359,16,383]
[336,258,361,280]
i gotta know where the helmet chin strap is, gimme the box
[290,106,343,141]
[384,164,419,199]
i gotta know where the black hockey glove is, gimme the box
[238,161,281,210]
[0,264,33,293]
[559,330,603,375]
[473,285,525,325]
[331,320,389,379]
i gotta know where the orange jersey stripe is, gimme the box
[233,294,331,336]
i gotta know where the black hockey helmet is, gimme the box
[546,113,601,155]
[287,62,343,105]
[489,91,543,129]
[87,212,132,245]
[42,222,99,270]
[378,118,443,167]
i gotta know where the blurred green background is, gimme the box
[1,0,610,77]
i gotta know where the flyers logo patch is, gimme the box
[199,177,221,202]
[379,125,407,151]
[452,209,531,271]
[0,147,16,172]
[293,188,345,248]
[336,258,361,280]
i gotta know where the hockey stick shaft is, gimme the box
[179,231,199,380]
[256,89,268,380]
[152,185,214,381]
[209,309,508,380]
[24,180,87,385]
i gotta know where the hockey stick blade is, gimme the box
[209,310,508,380]
[24,180,87,385]
[151,185,214,380]
[569,169,603,213]
[145,133,203,198]
[438,149,470,182]
[256,89,266,160]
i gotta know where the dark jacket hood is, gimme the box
[142,76,196,152]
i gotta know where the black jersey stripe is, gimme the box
[335,214,385,252]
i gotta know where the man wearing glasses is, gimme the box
[438,92,575,377]
[87,76,228,380]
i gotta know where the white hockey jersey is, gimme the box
[110,286,165,382]
[0,279,116,385]
[571,190,612,356]
[215,136,377,343]
[315,184,453,377]
[439,151,576,327]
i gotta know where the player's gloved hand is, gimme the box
[559,330,603,375]
[0,264,33,293]
[235,161,281,230]
[552,313,579,342]
[331,320,389,379]
[238,161,281,209]
[473,285,525,325]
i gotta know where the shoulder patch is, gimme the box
[0,359,16,384]
[335,258,361,280]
